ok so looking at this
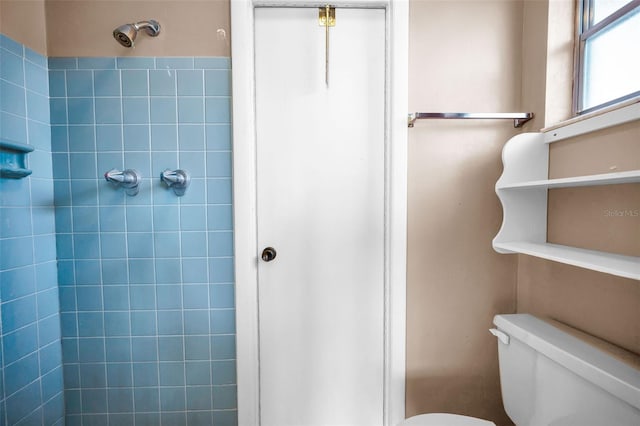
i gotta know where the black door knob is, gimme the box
[261,247,277,262]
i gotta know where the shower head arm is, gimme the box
[133,20,161,37]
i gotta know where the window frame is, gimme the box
[574,0,640,115]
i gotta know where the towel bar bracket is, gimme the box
[408,112,534,128]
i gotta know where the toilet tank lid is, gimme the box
[493,314,640,410]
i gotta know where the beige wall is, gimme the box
[0,0,48,54]
[406,1,522,424]
[45,0,230,57]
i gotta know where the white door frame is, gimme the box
[230,1,408,425]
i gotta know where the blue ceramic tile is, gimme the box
[155,258,181,284]
[122,125,149,150]
[211,335,235,360]
[95,97,122,124]
[51,125,68,152]
[76,286,103,311]
[177,97,204,123]
[105,337,131,362]
[78,312,104,337]
[1,34,24,55]
[130,286,156,310]
[122,97,149,124]
[156,285,182,310]
[81,388,107,414]
[34,234,57,262]
[186,361,211,385]
[153,206,180,231]
[101,259,128,285]
[116,57,155,70]
[1,111,28,142]
[131,311,157,335]
[183,285,208,309]
[80,363,107,388]
[149,70,176,96]
[184,336,213,360]
[0,236,33,269]
[6,382,41,425]
[180,205,206,231]
[25,60,49,96]
[28,119,52,150]
[26,91,50,123]
[131,337,158,361]
[0,206,32,237]
[128,259,154,284]
[75,259,101,285]
[194,57,230,69]
[206,151,232,177]
[160,387,185,411]
[104,312,130,337]
[205,97,231,123]
[213,385,237,409]
[3,325,38,364]
[178,124,205,150]
[177,70,203,96]
[48,70,67,97]
[30,150,54,179]
[150,124,177,150]
[207,178,232,204]
[2,294,37,332]
[186,386,212,410]
[106,363,132,387]
[78,337,106,362]
[96,125,123,151]
[153,232,179,258]
[210,284,235,309]
[157,310,183,335]
[150,97,176,123]
[108,388,133,413]
[63,363,80,388]
[78,57,116,70]
[211,309,236,334]
[158,336,184,361]
[210,257,234,283]
[66,70,94,97]
[35,262,58,291]
[40,342,63,375]
[205,70,231,96]
[211,360,236,385]
[181,231,207,257]
[49,99,68,124]
[103,286,129,310]
[209,231,234,256]
[67,98,94,124]
[42,393,65,425]
[70,180,98,206]
[49,57,77,70]
[68,125,95,152]
[72,207,100,233]
[100,232,127,259]
[121,70,148,96]
[4,352,39,395]
[61,338,79,362]
[127,232,154,258]
[161,412,186,426]
[159,362,185,386]
[0,265,35,301]
[56,260,75,286]
[1,80,26,115]
[24,47,46,67]
[133,388,159,412]
[1,50,24,85]
[207,205,233,230]
[133,362,159,387]
[184,310,209,335]
[178,178,206,205]
[59,287,77,312]
[156,57,194,69]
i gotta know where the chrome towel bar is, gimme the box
[408,112,534,128]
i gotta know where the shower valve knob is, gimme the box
[261,247,277,262]
[160,169,191,196]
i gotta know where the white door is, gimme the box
[255,7,386,426]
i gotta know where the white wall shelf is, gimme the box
[497,170,640,190]
[493,124,640,280]
[494,242,640,280]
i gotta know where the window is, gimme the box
[575,0,640,114]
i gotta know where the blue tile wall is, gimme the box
[0,34,65,426]
[49,56,237,425]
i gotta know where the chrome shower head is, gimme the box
[113,20,161,48]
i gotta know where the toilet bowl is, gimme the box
[400,413,495,426]
[398,314,640,426]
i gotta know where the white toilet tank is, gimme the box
[493,314,640,426]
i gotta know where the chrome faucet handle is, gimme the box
[104,168,141,196]
[160,169,190,196]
